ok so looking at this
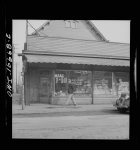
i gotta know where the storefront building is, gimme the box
[21,20,130,105]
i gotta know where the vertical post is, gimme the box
[51,70,55,104]
[26,20,28,43]
[66,71,69,96]
[21,71,25,110]
[18,73,20,86]
[91,70,94,104]
[54,70,55,97]
[21,57,27,109]
[24,20,28,50]
[112,72,113,95]
[28,63,30,106]
[113,72,118,96]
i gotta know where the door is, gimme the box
[39,71,51,103]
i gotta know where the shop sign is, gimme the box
[68,79,83,85]
[55,74,64,78]
[55,77,67,83]
[55,74,66,83]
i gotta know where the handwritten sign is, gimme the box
[55,74,64,78]
[68,79,83,85]
[6,33,12,97]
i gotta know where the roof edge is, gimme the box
[22,50,130,60]
[29,20,108,42]
[30,20,50,35]
[83,20,108,42]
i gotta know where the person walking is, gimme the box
[66,84,77,106]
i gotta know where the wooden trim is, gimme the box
[91,70,95,104]
[23,51,130,60]
[31,21,50,35]
[51,70,55,104]
[23,61,28,105]
[112,72,114,92]
[66,71,69,95]
[91,70,93,104]
[24,65,29,105]
[52,70,55,97]
[28,63,31,105]
[24,71,26,105]
[84,20,108,42]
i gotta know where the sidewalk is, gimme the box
[12,103,114,115]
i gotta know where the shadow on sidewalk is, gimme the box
[45,105,80,109]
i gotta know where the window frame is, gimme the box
[71,21,77,29]
[64,20,77,29]
[65,20,71,28]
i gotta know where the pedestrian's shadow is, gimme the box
[45,106,64,109]
[65,106,80,108]
[45,105,80,109]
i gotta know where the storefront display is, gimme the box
[113,72,129,96]
[94,71,112,95]
[54,70,67,96]
[68,70,92,96]
[25,66,130,105]
[54,70,92,96]
[54,70,129,97]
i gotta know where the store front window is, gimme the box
[54,70,129,98]
[113,72,129,96]
[54,70,67,96]
[94,71,112,95]
[68,70,92,96]
[54,70,92,96]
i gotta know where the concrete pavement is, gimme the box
[12,114,129,139]
[12,103,129,139]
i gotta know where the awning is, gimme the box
[25,55,129,67]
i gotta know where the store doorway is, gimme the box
[39,71,51,103]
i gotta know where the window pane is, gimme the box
[65,21,70,28]
[54,70,92,96]
[68,70,92,96]
[55,70,67,96]
[71,21,76,28]
[113,72,129,95]
[94,71,112,95]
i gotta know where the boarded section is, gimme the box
[29,68,39,103]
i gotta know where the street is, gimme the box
[12,110,129,139]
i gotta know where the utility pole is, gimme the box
[13,44,19,93]
[21,20,28,110]
[26,20,28,43]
